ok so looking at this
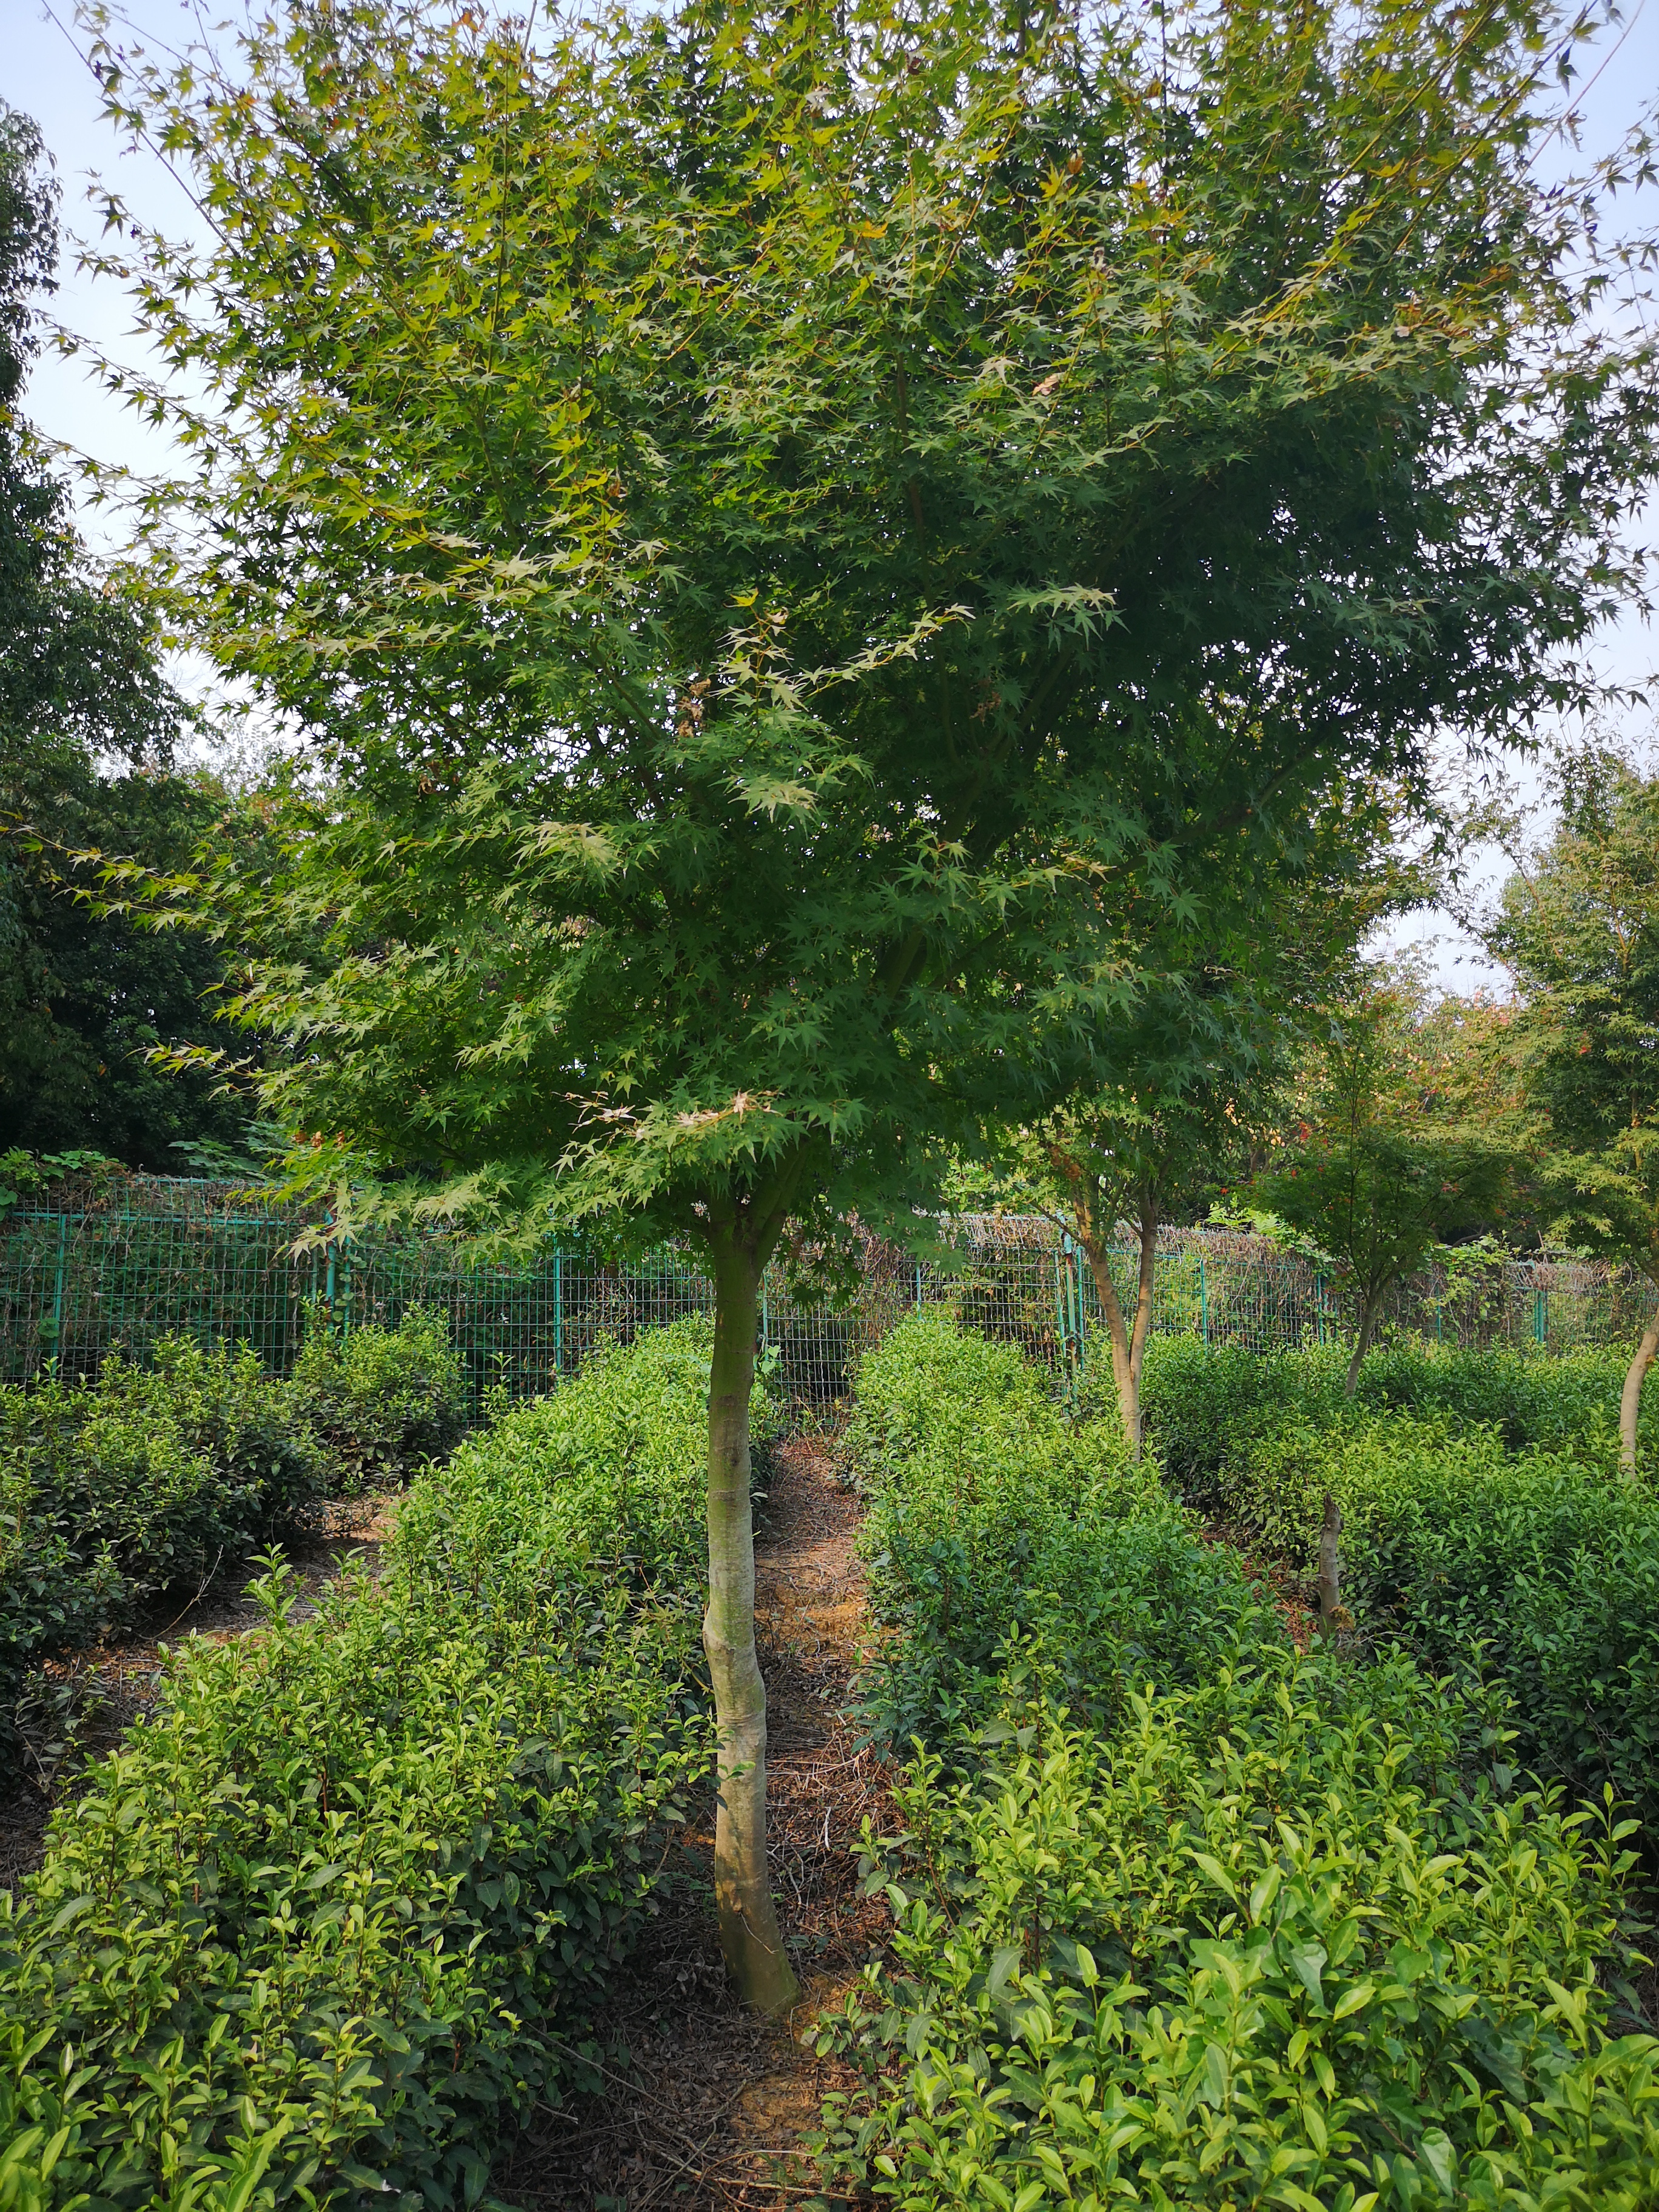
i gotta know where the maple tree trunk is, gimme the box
[1345,1287,1384,1397]
[1620,1315,1659,1476]
[703,1223,799,2015]
[1076,1199,1155,1459]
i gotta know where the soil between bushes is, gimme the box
[493,1435,890,2212]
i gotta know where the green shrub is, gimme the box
[0,1318,730,2212]
[820,1647,1659,2211]
[1138,1334,1653,1501]
[1219,1413,1659,1839]
[823,1320,1659,2210]
[287,1305,468,1490]
[0,1339,326,1754]
[850,1318,1272,1744]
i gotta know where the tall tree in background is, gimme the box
[1011,789,1403,1452]
[90,0,1658,2005]
[1487,747,1659,1469]
[1249,979,1516,1391]
[0,100,256,1166]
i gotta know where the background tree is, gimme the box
[1248,977,1516,1392]
[1486,745,1659,1468]
[89,0,1659,2006]
[0,100,261,1167]
[1010,788,1408,1452]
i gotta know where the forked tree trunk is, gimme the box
[703,1219,799,2015]
[1075,1188,1157,1460]
[1344,1285,1386,1397]
[1620,1315,1659,1476]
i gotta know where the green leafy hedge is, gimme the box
[846,1318,1266,1744]
[0,1319,736,2212]
[822,1319,1659,2211]
[1204,1411,1659,1842]
[286,1305,467,1492]
[0,1338,325,1752]
[0,1308,468,1762]
[1138,1334,1650,1503]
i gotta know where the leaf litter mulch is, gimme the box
[493,1437,892,2212]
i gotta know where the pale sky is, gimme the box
[7,0,1659,981]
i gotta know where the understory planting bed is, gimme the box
[813,1319,1659,2211]
[5,1316,1659,2212]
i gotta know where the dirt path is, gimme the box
[497,1435,888,2211]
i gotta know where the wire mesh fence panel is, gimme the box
[3,1179,1655,1419]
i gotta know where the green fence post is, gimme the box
[1199,1252,1209,1345]
[914,1262,923,1310]
[760,1266,769,1350]
[1534,1286,1547,1345]
[340,1249,353,1341]
[46,1213,69,1367]
[553,1246,563,1379]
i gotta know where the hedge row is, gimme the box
[1142,1336,1659,1845]
[0,1310,466,1760]
[1137,1335,1653,1501]
[0,1318,746,2212]
[820,1317,1659,2211]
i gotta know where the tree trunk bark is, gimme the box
[1620,1315,1659,1476]
[1344,1287,1384,1397]
[1073,1195,1139,1458]
[703,1221,799,2016]
[1125,1193,1158,1452]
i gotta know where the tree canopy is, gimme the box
[1487,745,1659,1463]
[1248,977,1516,1391]
[84,0,1659,2003]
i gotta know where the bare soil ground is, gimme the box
[494,1437,888,2212]
[0,1495,397,1892]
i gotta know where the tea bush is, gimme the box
[822,1653,1659,2211]
[846,1318,1269,1744]
[1138,1335,1649,1501]
[823,1318,1659,2211]
[287,1305,468,1492]
[1215,1413,1659,1840]
[0,1318,736,2212]
[0,1309,473,1758]
[0,1339,325,1753]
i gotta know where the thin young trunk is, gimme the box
[1344,1285,1385,1397]
[1125,1192,1158,1448]
[1620,1315,1659,1475]
[703,1219,799,2016]
[1071,1187,1144,1458]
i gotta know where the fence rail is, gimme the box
[1,1181,1651,1418]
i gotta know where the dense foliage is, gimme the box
[1139,1336,1653,1498]
[1142,1335,1659,1841]
[819,1318,1659,2209]
[0,1310,464,1762]
[1,768,272,1167]
[287,1306,467,1492]
[845,1318,1264,1743]
[0,101,268,1167]
[0,1319,742,2211]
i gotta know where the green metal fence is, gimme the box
[1,1179,1651,1419]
